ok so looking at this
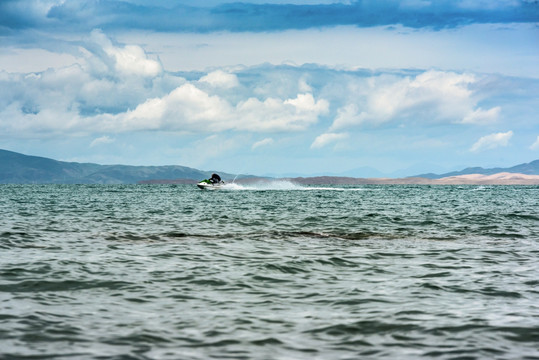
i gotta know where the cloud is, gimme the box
[234,93,329,132]
[331,104,367,130]
[530,135,539,150]
[103,87,328,133]
[0,56,526,141]
[0,29,534,148]
[88,29,163,78]
[461,106,501,124]
[298,77,313,92]
[0,31,182,138]
[1,29,339,138]
[470,130,513,152]
[109,83,233,132]
[311,132,349,149]
[252,138,274,150]
[331,70,500,130]
[199,70,239,89]
[3,0,536,34]
[90,135,115,147]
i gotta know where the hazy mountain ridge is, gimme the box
[417,160,539,179]
[0,149,228,184]
[1,149,539,184]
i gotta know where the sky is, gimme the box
[1,0,538,177]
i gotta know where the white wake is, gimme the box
[221,180,364,191]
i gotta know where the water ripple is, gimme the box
[0,184,538,359]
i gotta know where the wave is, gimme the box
[222,180,365,191]
[221,180,305,191]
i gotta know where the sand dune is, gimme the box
[433,172,539,185]
[288,172,539,185]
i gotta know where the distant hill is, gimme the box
[2,148,538,185]
[416,160,539,179]
[0,149,232,184]
[287,173,539,185]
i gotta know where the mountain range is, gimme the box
[417,160,539,179]
[1,148,538,184]
[0,149,235,184]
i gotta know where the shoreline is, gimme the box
[139,172,539,186]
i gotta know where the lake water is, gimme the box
[1,183,538,359]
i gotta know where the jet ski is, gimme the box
[197,173,225,190]
[197,179,225,190]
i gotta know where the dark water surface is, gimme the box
[1,183,538,359]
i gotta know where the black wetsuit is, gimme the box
[210,174,221,183]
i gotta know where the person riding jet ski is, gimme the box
[197,173,225,189]
[209,173,222,184]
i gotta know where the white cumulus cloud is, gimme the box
[90,29,163,78]
[530,136,539,150]
[199,70,239,89]
[90,135,115,147]
[470,130,513,152]
[331,103,367,130]
[331,70,500,130]
[311,132,349,149]
[461,106,501,124]
[235,93,329,132]
[252,138,274,149]
[106,83,233,132]
[100,86,328,133]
